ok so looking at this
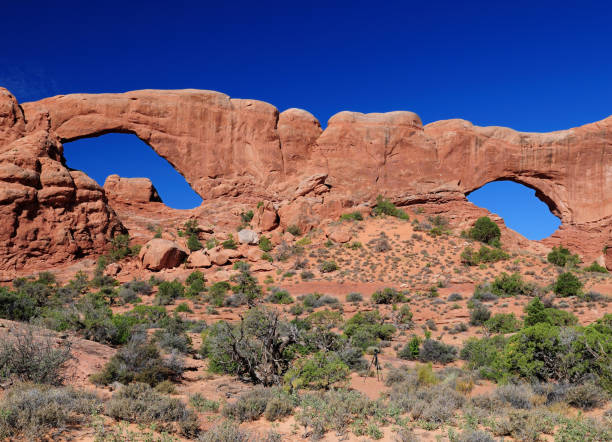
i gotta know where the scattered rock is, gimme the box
[187,250,212,268]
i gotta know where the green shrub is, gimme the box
[553,272,583,297]
[319,260,338,273]
[240,210,254,224]
[372,195,409,219]
[155,280,185,305]
[490,272,534,297]
[109,234,139,261]
[344,310,396,350]
[286,224,301,236]
[231,261,262,307]
[371,287,405,304]
[222,234,237,249]
[208,281,230,307]
[222,387,288,422]
[0,384,102,440]
[187,234,203,251]
[548,245,580,268]
[524,298,578,327]
[340,211,364,221]
[460,335,507,379]
[259,235,273,252]
[106,383,198,437]
[468,217,501,245]
[284,351,350,390]
[398,335,422,360]
[461,245,509,265]
[267,287,294,304]
[583,261,608,273]
[485,313,521,333]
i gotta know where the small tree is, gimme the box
[469,217,501,245]
[547,245,580,268]
[284,351,349,390]
[201,307,299,386]
[231,262,262,307]
[553,272,583,297]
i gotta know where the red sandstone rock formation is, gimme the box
[104,174,162,204]
[0,87,609,271]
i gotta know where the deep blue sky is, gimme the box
[2,1,609,237]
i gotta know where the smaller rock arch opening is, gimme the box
[466,179,561,240]
[63,133,203,210]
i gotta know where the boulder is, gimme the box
[139,239,188,271]
[238,229,259,245]
[208,246,230,266]
[326,226,352,243]
[187,250,212,268]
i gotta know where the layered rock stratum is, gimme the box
[0,87,610,273]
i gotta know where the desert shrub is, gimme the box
[340,211,363,221]
[123,304,168,327]
[419,339,457,364]
[259,235,273,252]
[189,393,220,412]
[393,304,414,329]
[299,292,339,308]
[106,383,198,437]
[222,387,292,422]
[155,280,185,305]
[319,260,338,273]
[554,416,612,442]
[372,195,409,219]
[553,272,583,297]
[494,383,535,409]
[485,313,520,333]
[284,351,350,390]
[564,381,609,410]
[453,430,495,442]
[469,303,491,325]
[336,345,368,370]
[153,316,192,353]
[369,235,392,252]
[447,293,463,301]
[117,286,139,304]
[297,389,376,439]
[389,381,464,424]
[0,384,102,440]
[197,420,254,442]
[175,302,192,313]
[91,333,184,387]
[548,245,580,268]
[449,322,469,334]
[372,287,405,304]
[583,261,608,273]
[398,335,422,360]
[0,287,39,321]
[468,217,500,245]
[346,292,363,303]
[266,287,294,304]
[200,307,298,385]
[0,325,72,385]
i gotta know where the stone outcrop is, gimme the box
[0,87,610,270]
[104,175,162,203]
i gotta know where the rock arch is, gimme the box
[0,87,609,271]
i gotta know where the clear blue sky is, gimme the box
[2,1,609,237]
